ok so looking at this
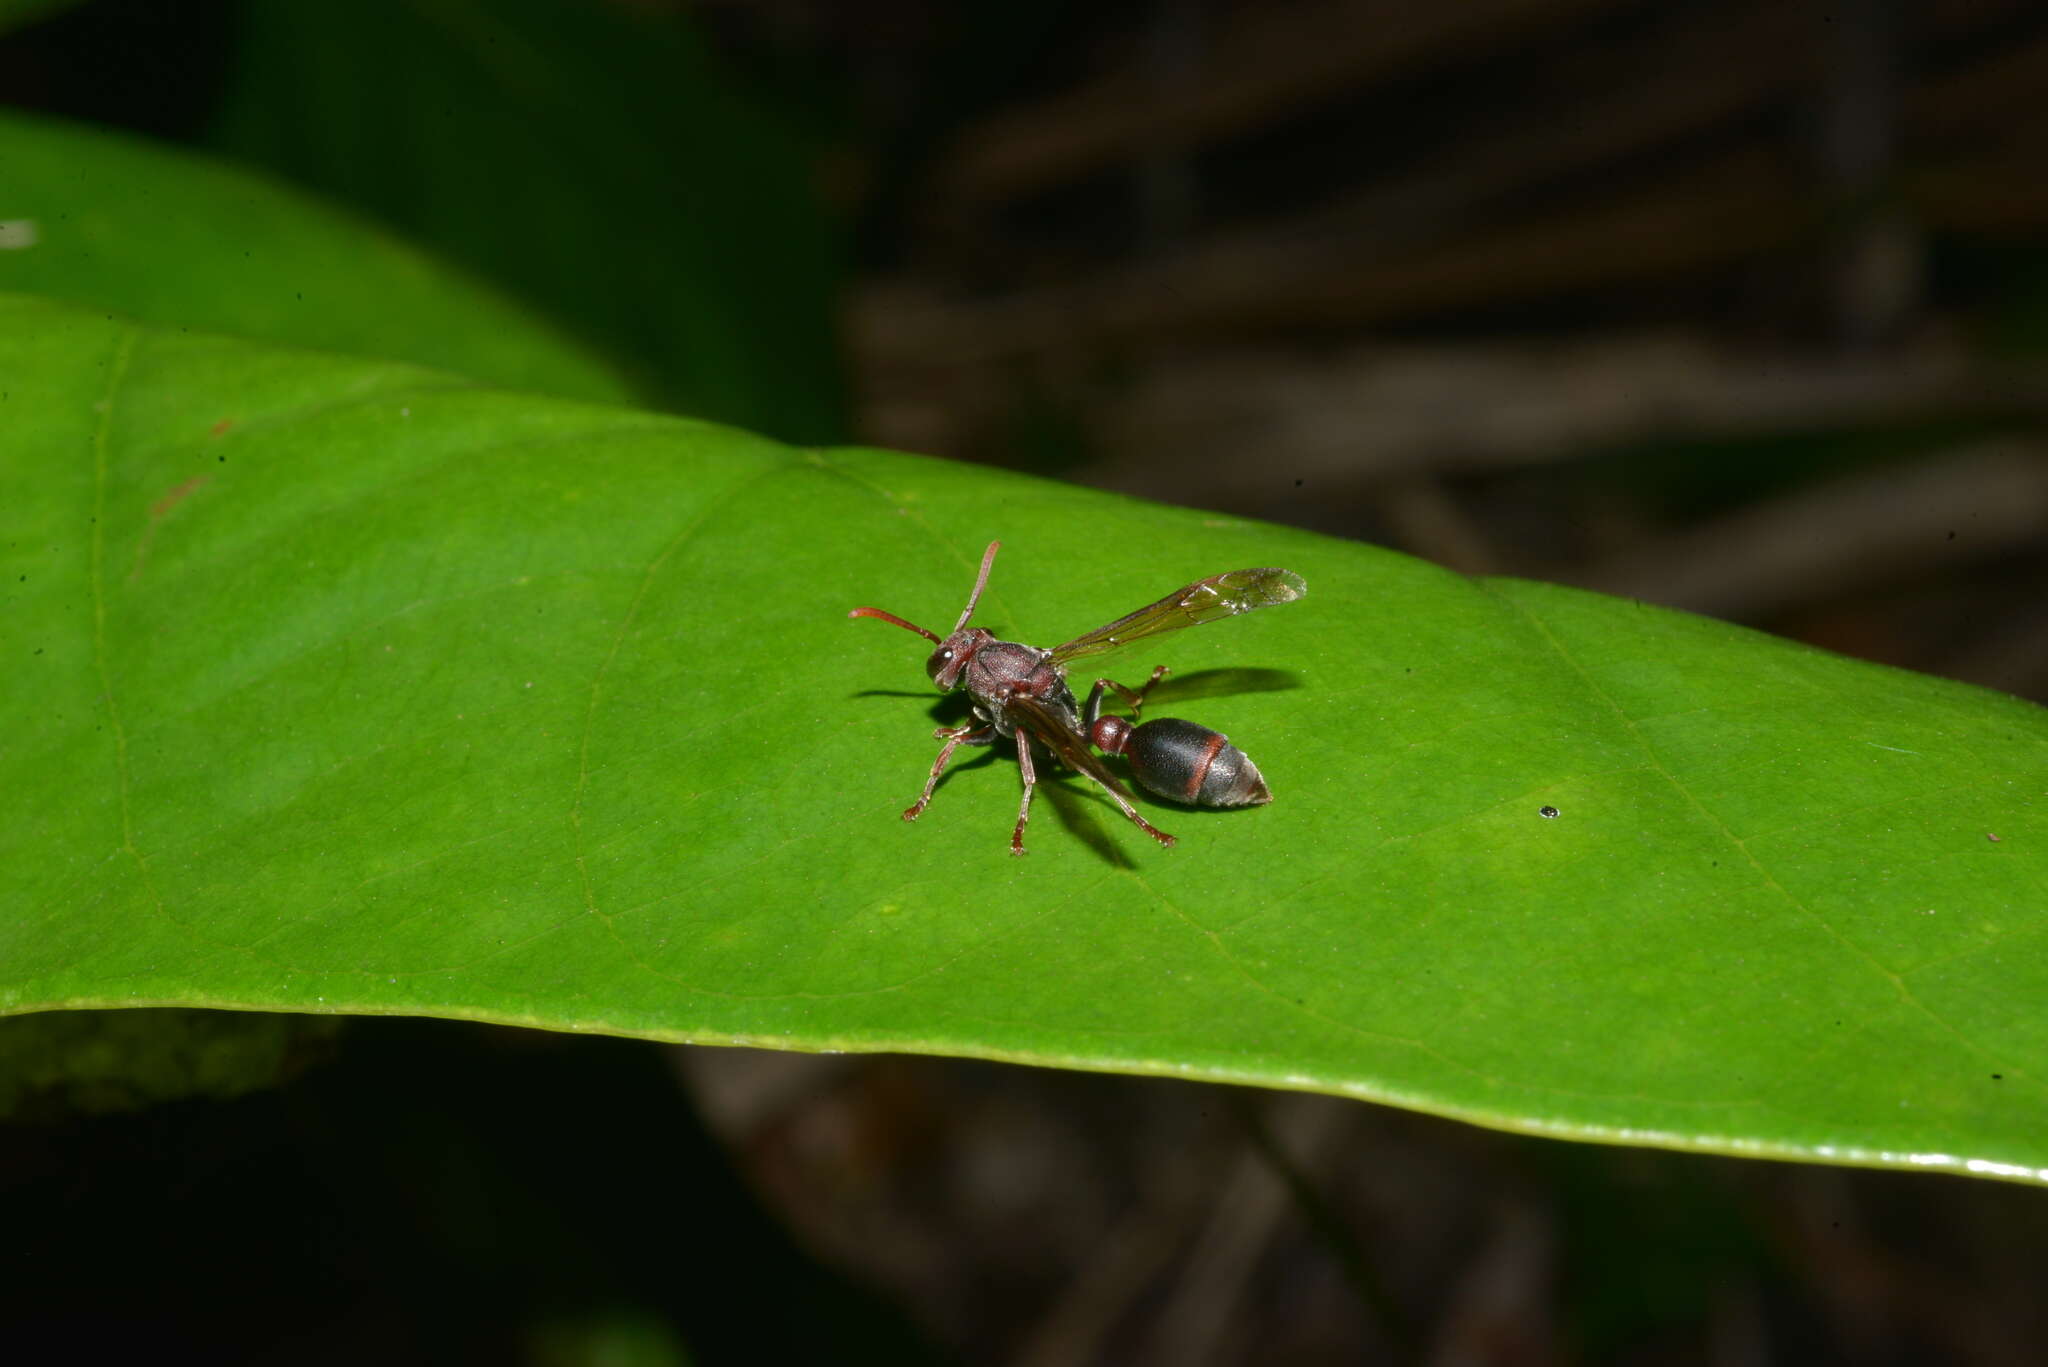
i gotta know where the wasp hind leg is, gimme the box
[1077,767,1176,849]
[1082,665,1171,727]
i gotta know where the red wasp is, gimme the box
[850,541,1306,854]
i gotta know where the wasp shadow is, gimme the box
[1096,666,1301,708]
[1035,772,1143,868]
[850,692,1136,867]
[849,671,1297,868]
[848,688,979,736]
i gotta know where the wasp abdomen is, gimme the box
[1114,717,1272,808]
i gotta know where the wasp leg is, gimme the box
[903,724,993,822]
[1128,664,1171,714]
[1023,711,1178,850]
[1081,664,1172,727]
[1074,764,1177,848]
[1011,731,1038,856]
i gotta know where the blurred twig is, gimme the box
[1062,334,2036,507]
[1231,1091,1417,1360]
[1009,1194,1200,1367]
[1570,440,2048,618]
[1146,1092,1383,1366]
[858,146,1812,372]
[931,0,1634,206]
[1422,1200,1560,1367]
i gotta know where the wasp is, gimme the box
[850,541,1305,854]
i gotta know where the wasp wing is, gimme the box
[1004,691,1141,801]
[1048,567,1305,666]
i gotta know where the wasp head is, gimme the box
[849,541,1005,693]
[927,627,992,691]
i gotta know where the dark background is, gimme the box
[5,1,2047,1362]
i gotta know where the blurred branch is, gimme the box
[854,0,2048,412]
[1570,441,2048,618]
[861,137,1813,371]
[1147,1094,1365,1366]
[1009,1195,1197,1367]
[931,0,1634,205]
[1761,1168,2037,1364]
[1909,146,2048,237]
[1939,581,2048,698]
[1374,475,1505,576]
[1232,1092,1416,1359]
[1818,0,1914,347]
[1908,21,2048,147]
[1422,1201,1559,1367]
[1069,332,2036,494]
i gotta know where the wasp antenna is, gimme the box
[848,606,941,643]
[952,540,1001,633]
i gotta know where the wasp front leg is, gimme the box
[903,724,993,822]
[1011,730,1039,856]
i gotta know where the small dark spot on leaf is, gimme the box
[1993,1073,2004,1080]
[1539,805,1559,819]
[1294,478,1304,488]
[1947,530,1956,540]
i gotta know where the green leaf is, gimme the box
[0,0,81,34]
[0,110,632,404]
[0,1007,340,1119]
[6,296,2047,1184]
[205,0,845,441]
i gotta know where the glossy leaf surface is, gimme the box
[0,0,78,33]
[4,297,2045,1183]
[207,0,844,440]
[0,111,631,404]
